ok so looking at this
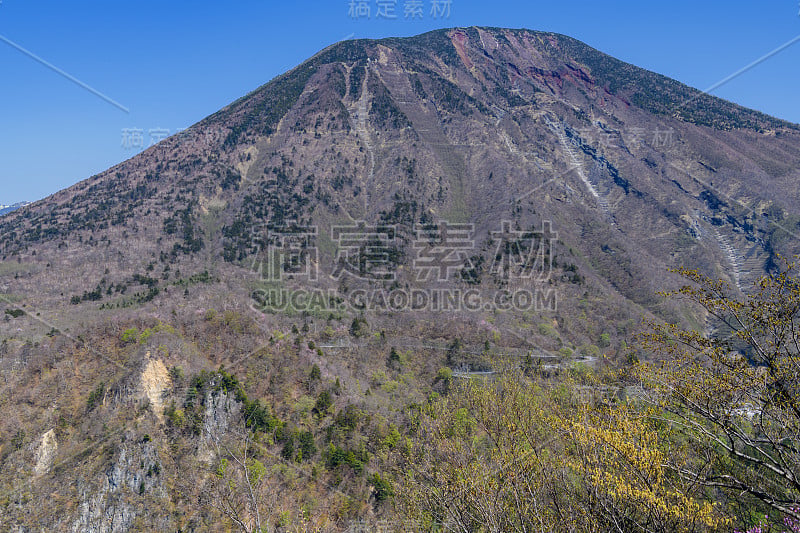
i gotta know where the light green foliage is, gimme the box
[599,332,611,348]
[139,322,177,344]
[538,322,559,339]
[436,367,453,382]
[121,328,139,344]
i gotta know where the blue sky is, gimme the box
[1,0,799,204]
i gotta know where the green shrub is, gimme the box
[164,401,185,427]
[325,443,367,474]
[314,391,332,415]
[382,380,399,393]
[121,328,139,344]
[369,473,394,502]
[11,429,25,450]
[169,365,184,381]
[298,430,316,460]
[579,344,601,357]
[537,323,559,339]
[335,404,363,430]
[381,424,401,449]
[86,383,105,411]
[281,439,295,460]
[599,333,611,348]
[350,317,369,338]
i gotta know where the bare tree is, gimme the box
[197,413,278,532]
[636,263,800,520]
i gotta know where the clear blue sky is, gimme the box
[1,0,798,204]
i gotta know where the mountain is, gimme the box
[0,202,30,216]
[1,27,799,530]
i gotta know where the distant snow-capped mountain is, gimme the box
[0,202,30,216]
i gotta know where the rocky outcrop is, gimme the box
[33,429,57,476]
